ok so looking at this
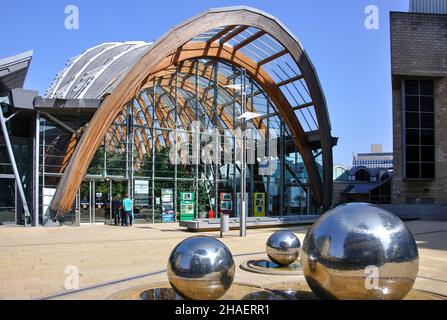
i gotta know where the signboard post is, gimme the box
[161,189,175,223]
[135,180,149,195]
[254,192,266,217]
[134,180,149,220]
[220,192,233,216]
[180,192,195,221]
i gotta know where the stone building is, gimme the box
[391,0,447,204]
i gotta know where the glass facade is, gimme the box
[0,103,31,225]
[39,58,319,224]
[403,79,435,179]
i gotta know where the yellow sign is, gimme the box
[254,193,266,217]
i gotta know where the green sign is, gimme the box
[180,192,195,221]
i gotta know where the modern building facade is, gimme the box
[391,0,447,205]
[0,6,336,226]
[0,51,35,226]
[352,144,393,169]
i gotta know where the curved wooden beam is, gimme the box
[144,42,321,204]
[51,7,332,214]
[151,64,267,131]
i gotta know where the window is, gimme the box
[405,197,417,204]
[421,198,435,205]
[403,80,435,179]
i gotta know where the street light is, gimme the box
[224,82,262,237]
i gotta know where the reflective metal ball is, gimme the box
[266,231,301,266]
[301,203,419,300]
[167,236,235,300]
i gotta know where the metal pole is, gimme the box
[152,81,156,224]
[34,112,40,226]
[213,61,219,225]
[240,120,247,237]
[75,189,80,226]
[174,66,178,222]
[0,107,31,226]
[92,181,96,224]
[266,99,271,217]
[125,104,129,182]
[109,179,112,225]
[240,68,247,237]
[103,136,107,177]
[249,79,254,219]
[195,59,199,219]
[130,103,135,220]
[232,67,237,225]
[280,122,285,216]
[89,180,92,224]
[42,119,48,222]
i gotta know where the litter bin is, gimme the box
[221,213,230,234]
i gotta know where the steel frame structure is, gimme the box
[44,6,334,217]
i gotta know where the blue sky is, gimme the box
[0,0,409,165]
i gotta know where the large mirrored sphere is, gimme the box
[266,231,301,266]
[167,236,235,300]
[301,203,419,300]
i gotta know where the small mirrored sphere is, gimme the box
[266,231,301,266]
[167,236,235,300]
[301,203,419,300]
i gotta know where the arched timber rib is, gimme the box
[50,6,333,214]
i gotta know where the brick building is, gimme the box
[391,0,447,204]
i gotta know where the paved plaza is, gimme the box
[0,220,446,300]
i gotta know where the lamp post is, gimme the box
[237,111,262,237]
[225,83,262,237]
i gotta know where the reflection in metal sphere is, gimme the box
[301,203,419,300]
[266,231,301,266]
[167,236,235,300]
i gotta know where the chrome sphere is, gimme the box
[301,203,419,300]
[266,231,301,266]
[167,236,235,300]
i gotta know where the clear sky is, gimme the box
[1,0,409,166]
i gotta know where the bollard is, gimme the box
[220,213,230,237]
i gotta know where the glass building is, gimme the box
[0,6,336,226]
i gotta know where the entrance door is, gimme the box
[0,178,16,224]
[80,181,92,223]
[93,180,111,224]
[79,180,116,224]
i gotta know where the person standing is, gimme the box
[112,196,122,226]
[122,193,133,227]
[121,204,127,226]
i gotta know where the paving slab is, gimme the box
[0,221,446,299]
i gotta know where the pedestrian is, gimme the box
[122,193,133,227]
[112,196,121,226]
[120,206,126,226]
